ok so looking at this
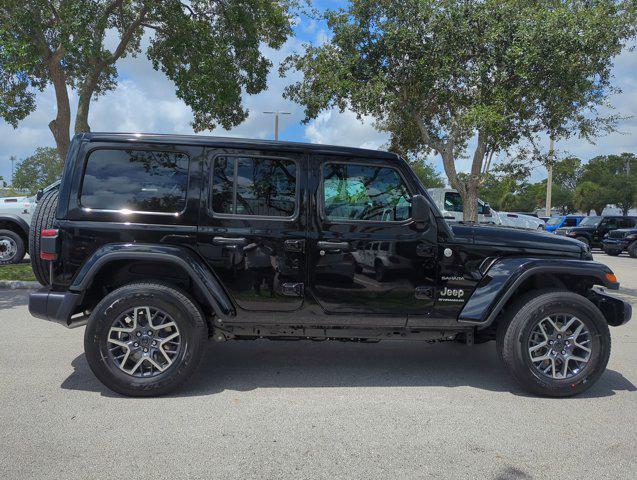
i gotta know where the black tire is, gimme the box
[84,282,208,397]
[374,262,385,282]
[0,229,26,265]
[627,241,637,259]
[575,236,590,247]
[496,289,610,397]
[29,188,59,285]
[604,248,621,256]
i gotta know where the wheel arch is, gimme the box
[71,243,235,321]
[0,215,29,244]
[459,257,619,330]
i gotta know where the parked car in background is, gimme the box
[602,227,637,257]
[428,188,545,230]
[563,216,637,248]
[0,193,35,264]
[545,215,585,233]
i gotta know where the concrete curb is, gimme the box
[0,280,40,290]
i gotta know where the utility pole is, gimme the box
[10,156,15,186]
[545,136,554,217]
[264,111,291,141]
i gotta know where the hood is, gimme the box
[566,225,595,233]
[451,224,586,257]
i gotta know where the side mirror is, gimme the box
[484,203,492,216]
[411,194,432,230]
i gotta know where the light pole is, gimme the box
[545,136,555,217]
[264,111,291,141]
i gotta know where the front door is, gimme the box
[307,155,438,326]
[197,148,306,313]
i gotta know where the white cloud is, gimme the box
[304,109,389,149]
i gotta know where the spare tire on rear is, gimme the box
[29,188,59,285]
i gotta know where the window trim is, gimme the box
[319,159,415,226]
[209,153,300,221]
[77,146,192,216]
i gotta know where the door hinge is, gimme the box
[284,239,305,253]
[281,282,304,297]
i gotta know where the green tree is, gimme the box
[0,1,294,159]
[574,181,611,215]
[580,153,637,215]
[12,147,62,193]
[408,157,445,189]
[282,0,636,221]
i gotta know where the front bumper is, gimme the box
[589,288,632,327]
[602,239,629,251]
[28,287,87,328]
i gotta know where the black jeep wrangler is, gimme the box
[28,133,631,397]
[602,227,637,257]
[562,215,637,248]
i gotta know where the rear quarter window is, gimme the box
[80,149,189,213]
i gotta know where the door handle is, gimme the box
[213,236,247,246]
[317,240,350,250]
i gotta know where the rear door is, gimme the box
[306,155,437,326]
[197,148,307,312]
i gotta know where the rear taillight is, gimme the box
[40,229,59,260]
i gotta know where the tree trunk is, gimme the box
[74,88,92,134]
[47,59,71,161]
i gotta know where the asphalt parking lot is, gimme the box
[1,253,636,480]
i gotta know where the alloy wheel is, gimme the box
[107,306,181,377]
[527,314,592,380]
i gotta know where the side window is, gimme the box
[621,218,636,228]
[80,149,189,213]
[444,192,463,212]
[604,218,618,229]
[564,218,578,227]
[211,156,297,217]
[323,163,411,222]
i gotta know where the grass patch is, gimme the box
[0,262,36,281]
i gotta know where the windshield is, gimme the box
[579,216,601,227]
[546,217,563,226]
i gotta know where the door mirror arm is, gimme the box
[411,194,433,230]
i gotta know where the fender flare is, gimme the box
[0,214,30,236]
[69,243,235,318]
[458,257,618,329]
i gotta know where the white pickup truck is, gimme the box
[427,188,545,231]
[0,194,34,264]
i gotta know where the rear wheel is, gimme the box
[0,229,25,265]
[29,188,59,285]
[497,290,610,397]
[84,282,208,397]
[604,248,621,256]
[627,241,637,259]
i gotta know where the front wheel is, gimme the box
[627,241,637,259]
[497,290,610,397]
[0,229,25,265]
[84,282,208,397]
[604,248,621,256]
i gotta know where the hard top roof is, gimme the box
[80,132,398,159]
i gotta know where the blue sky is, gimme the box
[1,1,636,184]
